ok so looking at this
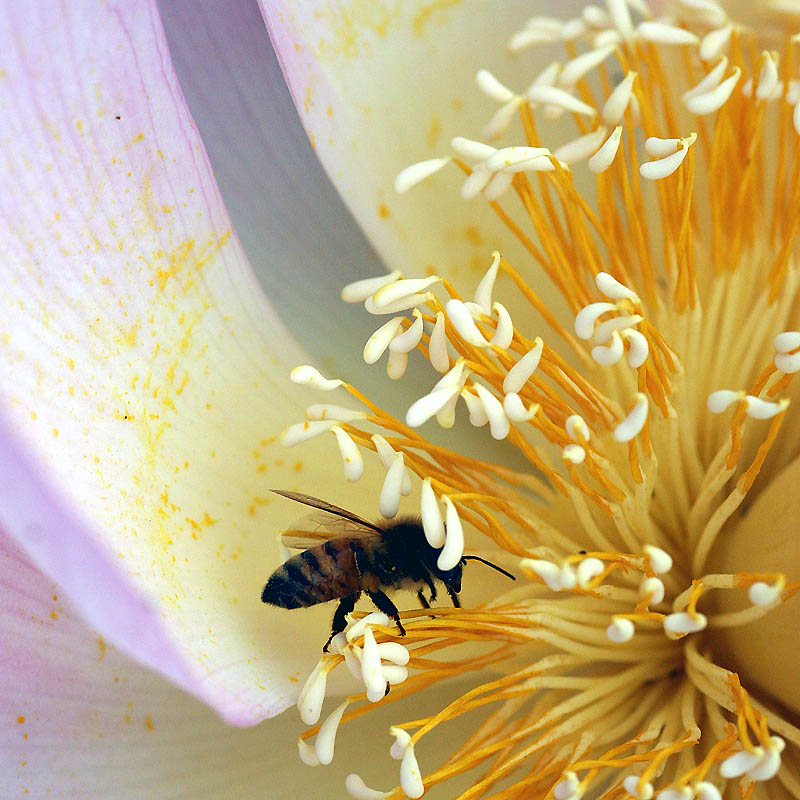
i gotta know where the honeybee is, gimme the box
[261,490,516,651]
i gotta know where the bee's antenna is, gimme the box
[461,555,516,581]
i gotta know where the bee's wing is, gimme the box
[273,490,383,552]
[279,510,379,552]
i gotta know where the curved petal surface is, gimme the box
[261,0,584,289]
[157,0,391,387]
[0,0,369,724]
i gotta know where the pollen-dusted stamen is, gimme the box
[345,774,388,800]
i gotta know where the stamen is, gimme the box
[297,737,321,766]
[474,384,511,439]
[297,660,330,725]
[400,742,425,799]
[379,452,407,518]
[613,393,648,442]
[559,46,616,87]
[316,700,349,765]
[502,337,543,393]
[388,310,424,354]
[290,365,344,391]
[345,774,388,800]
[281,419,335,445]
[607,616,636,642]
[588,125,623,173]
[473,251,500,313]
[394,158,451,194]
[700,25,732,61]
[555,126,609,164]
[363,317,404,364]
[341,271,403,303]
[450,136,497,161]
[305,404,366,422]
[361,626,388,703]
[527,85,597,116]
[504,393,540,422]
[476,69,516,103]
[428,312,450,373]
[331,426,364,482]
[637,22,700,45]
[420,479,446,548]
[644,545,673,575]
[603,72,637,125]
[439,496,465,569]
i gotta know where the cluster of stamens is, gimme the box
[278,0,800,797]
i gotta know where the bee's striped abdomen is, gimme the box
[261,538,363,609]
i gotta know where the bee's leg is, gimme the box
[447,587,461,608]
[323,592,360,652]
[366,590,406,636]
[424,577,437,605]
[416,589,431,609]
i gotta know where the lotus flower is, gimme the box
[4,0,800,798]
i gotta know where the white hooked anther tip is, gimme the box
[606,616,635,642]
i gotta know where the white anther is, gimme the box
[623,775,654,800]
[645,137,679,158]
[439,497,465,570]
[622,329,649,368]
[577,557,604,586]
[486,146,550,173]
[644,545,673,575]
[371,436,412,495]
[637,22,699,45]
[446,299,491,347]
[592,330,625,365]
[490,302,514,349]
[640,135,696,180]
[795,99,800,136]
[749,579,783,606]
[327,632,348,655]
[596,272,640,302]
[521,558,577,591]
[382,664,409,685]
[679,0,727,26]
[435,359,469,391]
[281,420,335,446]
[562,444,586,464]
[365,292,430,316]
[588,125,623,173]
[748,737,785,781]
[554,772,582,800]
[372,277,440,310]
[583,5,611,27]
[664,612,708,636]
[508,26,560,51]
[315,700,349,765]
[390,726,411,759]
[685,68,740,114]
[342,646,363,680]
[575,302,616,339]
[290,365,344,391]
[484,98,522,141]
[389,310,424,354]
[298,737,321,766]
[461,162,493,199]
[330,426,363,482]
[435,391,460,429]
[306,404,366,423]
[775,331,800,352]
[656,788,692,800]
[346,612,391,642]
[450,136,497,161]
[756,52,780,100]
[476,69,516,103]
[297,661,328,725]
[593,314,643,344]
[745,396,789,419]
[694,782,722,800]
[474,384,511,439]
[707,389,744,413]
[379,452,407,519]
[603,72,637,125]
[484,170,515,201]
[428,312,450,373]
[528,86,597,117]
[775,350,800,373]
[555,127,609,164]
[561,18,587,40]
[701,25,733,61]
[683,57,729,103]
[607,616,635,642]
[594,29,622,48]
[345,773,389,800]
[420,479,446,548]
[640,577,666,605]
[377,642,410,666]
[395,158,451,194]
[606,0,634,38]
[503,338,544,394]
[559,46,616,87]
[364,317,405,364]
[504,393,539,422]
[720,748,763,779]
[361,626,388,703]
[463,389,490,427]
[566,415,590,442]
[614,393,648,442]
[474,252,501,314]
[387,348,407,378]
[342,271,402,303]
[406,385,461,428]
[400,742,425,799]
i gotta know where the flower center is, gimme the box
[273,3,800,798]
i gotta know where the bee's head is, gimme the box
[435,561,463,593]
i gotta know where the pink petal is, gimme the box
[0,0,351,724]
